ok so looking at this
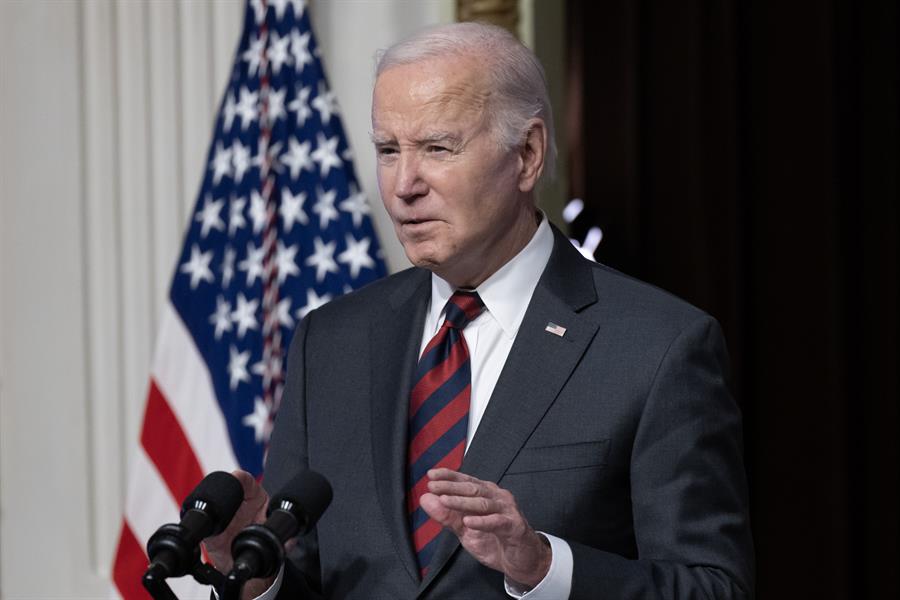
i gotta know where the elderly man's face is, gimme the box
[372,56,537,288]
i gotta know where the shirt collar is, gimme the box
[429,214,554,338]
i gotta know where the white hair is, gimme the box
[375,22,557,180]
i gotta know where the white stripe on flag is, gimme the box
[153,301,240,474]
[124,445,180,548]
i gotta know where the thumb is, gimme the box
[420,492,458,529]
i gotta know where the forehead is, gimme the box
[371,57,490,135]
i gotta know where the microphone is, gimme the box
[228,469,332,583]
[144,471,244,581]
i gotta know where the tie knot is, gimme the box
[443,291,484,329]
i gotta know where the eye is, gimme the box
[427,145,450,154]
[376,146,398,158]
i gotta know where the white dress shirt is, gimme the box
[250,216,572,600]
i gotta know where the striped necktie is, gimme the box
[406,290,485,576]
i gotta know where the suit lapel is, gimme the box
[420,227,602,592]
[370,269,432,586]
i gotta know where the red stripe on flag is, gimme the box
[112,521,151,599]
[407,386,470,465]
[141,379,205,505]
[406,439,467,515]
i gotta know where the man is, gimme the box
[206,22,754,599]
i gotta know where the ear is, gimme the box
[517,119,547,193]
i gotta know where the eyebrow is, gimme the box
[417,132,460,145]
[370,131,392,145]
[369,131,461,147]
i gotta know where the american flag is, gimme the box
[111,1,386,597]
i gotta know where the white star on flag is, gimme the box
[338,234,376,279]
[251,354,283,392]
[270,0,305,21]
[291,29,313,73]
[243,397,270,443]
[195,195,226,237]
[288,85,312,127]
[236,86,260,130]
[313,186,339,229]
[252,138,283,175]
[249,190,268,234]
[275,297,295,329]
[221,245,237,288]
[223,90,237,132]
[311,81,338,125]
[280,188,309,232]
[180,244,215,289]
[232,140,252,183]
[239,241,266,286]
[209,296,233,339]
[305,237,339,282]
[275,240,301,284]
[339,184,371,228]
[228,345,252,390]
[210,142,233,185]
[229,196,247,236]
[296,288,332,320]
[311,132,342,177]
[268,87,288,123]
[231,293,259,338]
[243,33,265,77]
[250,0,266,24]
[282,136,314,180]
[267,31,293,75]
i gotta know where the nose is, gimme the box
[393,152,428,202]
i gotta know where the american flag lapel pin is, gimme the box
[545,322,567,337]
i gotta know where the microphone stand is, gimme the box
[141,556,226,600]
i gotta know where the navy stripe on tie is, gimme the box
[410,505,430,530]
[412,328,464,387]
[409,360,471,438]
[416,533,441,570]
[408,416,468,486]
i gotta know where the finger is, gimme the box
[427,468,481,483]
[426,479,490,498]
[461,513,516,533]
[437,494,498,515]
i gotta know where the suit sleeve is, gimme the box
[569,315,755,599]
[262,314,325,599]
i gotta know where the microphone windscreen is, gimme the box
[269,470,333,533]
[181,471,244,534]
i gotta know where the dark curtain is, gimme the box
[565,0,899,597]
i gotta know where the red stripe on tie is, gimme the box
[409,335,469,416]
[406,439,467,515]
[141,379,205,505]
[408,386,470,465]
[111,520,151,599]
[412,516,444,552]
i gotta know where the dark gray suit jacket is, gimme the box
[264,226,755,599]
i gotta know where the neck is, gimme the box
[440,208,541,289]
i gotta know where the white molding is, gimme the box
[80,0,126,578]
[114,0,155,455]
[177,0,217,221]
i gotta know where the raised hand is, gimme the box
[420,468,551,589]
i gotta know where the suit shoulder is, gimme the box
[586,260,712,330]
